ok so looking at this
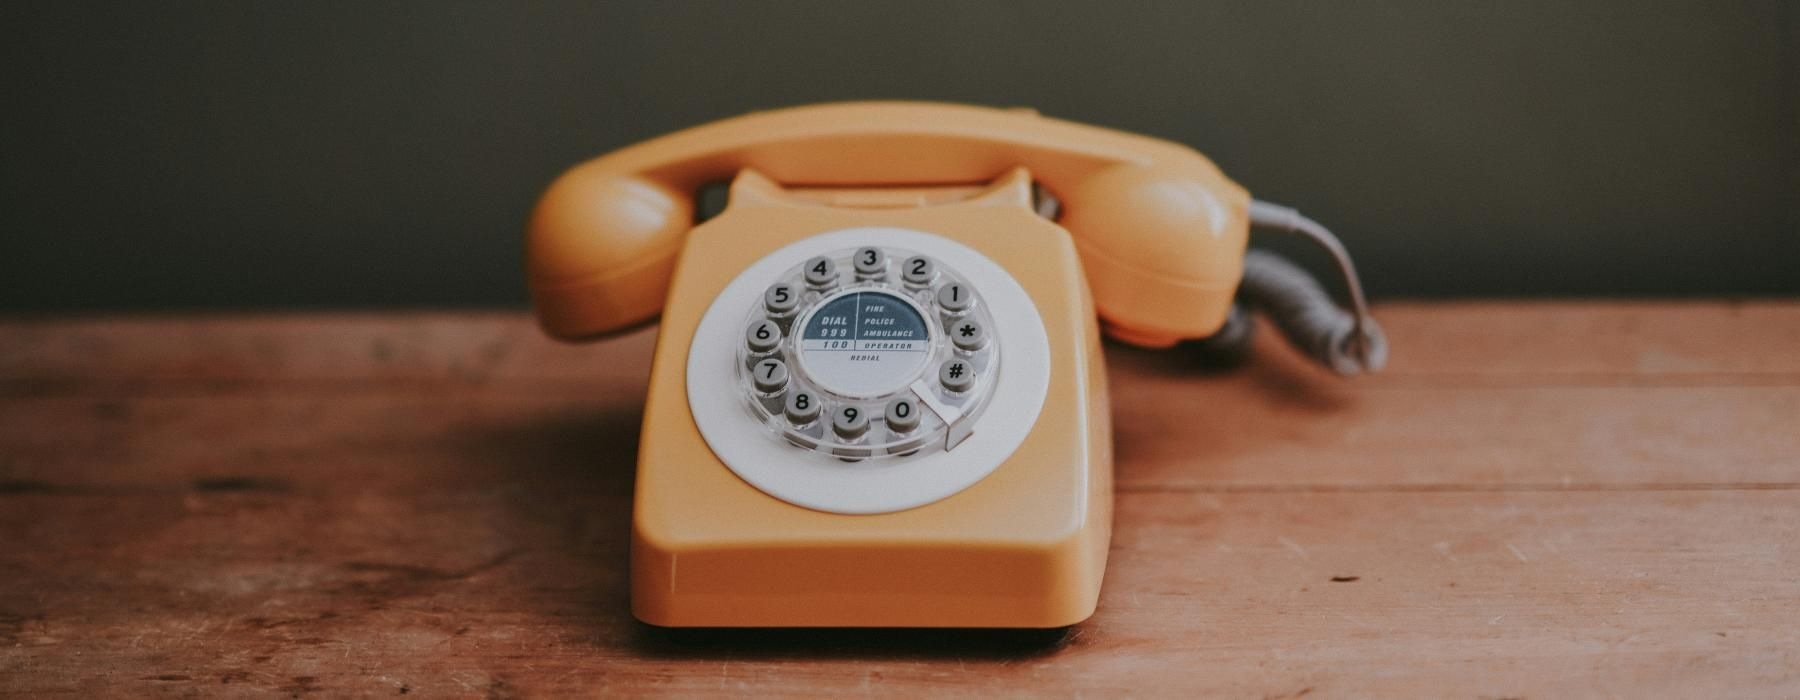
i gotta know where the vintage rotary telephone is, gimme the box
[526,102,1384,628]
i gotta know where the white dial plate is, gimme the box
[687,227,1051,515]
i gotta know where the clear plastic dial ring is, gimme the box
[734,245,1001,461]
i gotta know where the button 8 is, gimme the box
[784,390,820,424]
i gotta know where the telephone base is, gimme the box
[630,510,1105,628]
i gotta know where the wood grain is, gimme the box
[2,302,1797,697]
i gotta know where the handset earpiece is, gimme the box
[527,168,693,340]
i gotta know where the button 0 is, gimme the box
[949,319,986,351]
[751,358,789,393]
[901,256,936,285]
[852,247,886,277]
[764,282,800,314]
[745,319,782,353]
[935,282,971,312]
[939,359,974,392]
[831,404,870,439]
[803,256,839,287]
[884,397,921,432]
[784,390,821,424]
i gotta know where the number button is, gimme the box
[784,390,820,424]
[939,359,974,392]
[885,397,921,433]
[831,404,870,439]
[853,247,886,277]
[935,282,971,312]
[901,256,936,285]
[764,282,799,314]
[751,358,789,393]
[949,319,986,351]
[803,255,838,287]
[745,319,782,353]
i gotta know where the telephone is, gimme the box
[525,102,1384,628]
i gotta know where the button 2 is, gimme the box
[745,319,782,353]
[901,256,936,285]
[751,358,788,393]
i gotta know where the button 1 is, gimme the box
[751,358,788,393]
[764,282,800,314]
[831,404,870,439]
[939,359,974,392]
[745,319,782,353]
[936,282,972,312]
[853,247,886,277]
[784,390,821,424]
[901,255,936,285]
[885,397,921,432]
[803,256,838,287]
[949,319,986,351]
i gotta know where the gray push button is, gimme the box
[803,256,838,287]
[831,404,870,439]
[936,282,972,312]
[745,319,782,353]
[885,397,921,433]
[784,390,820,424]
[949,319,986,351]
[751,358,788,393]
[764,282,800,314]
[901,255,936,285]
[853,247,886,277]
[939,359,974,392]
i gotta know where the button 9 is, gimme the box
[831,404,870,439]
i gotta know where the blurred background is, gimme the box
[2,1,1795,312]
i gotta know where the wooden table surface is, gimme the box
[3,301,1798,697]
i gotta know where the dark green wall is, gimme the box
[3,1,1796,311]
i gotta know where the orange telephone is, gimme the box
[526,102,1383,628]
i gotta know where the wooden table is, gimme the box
[3,302,1797,697]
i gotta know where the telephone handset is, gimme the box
[526,102,1383,628]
